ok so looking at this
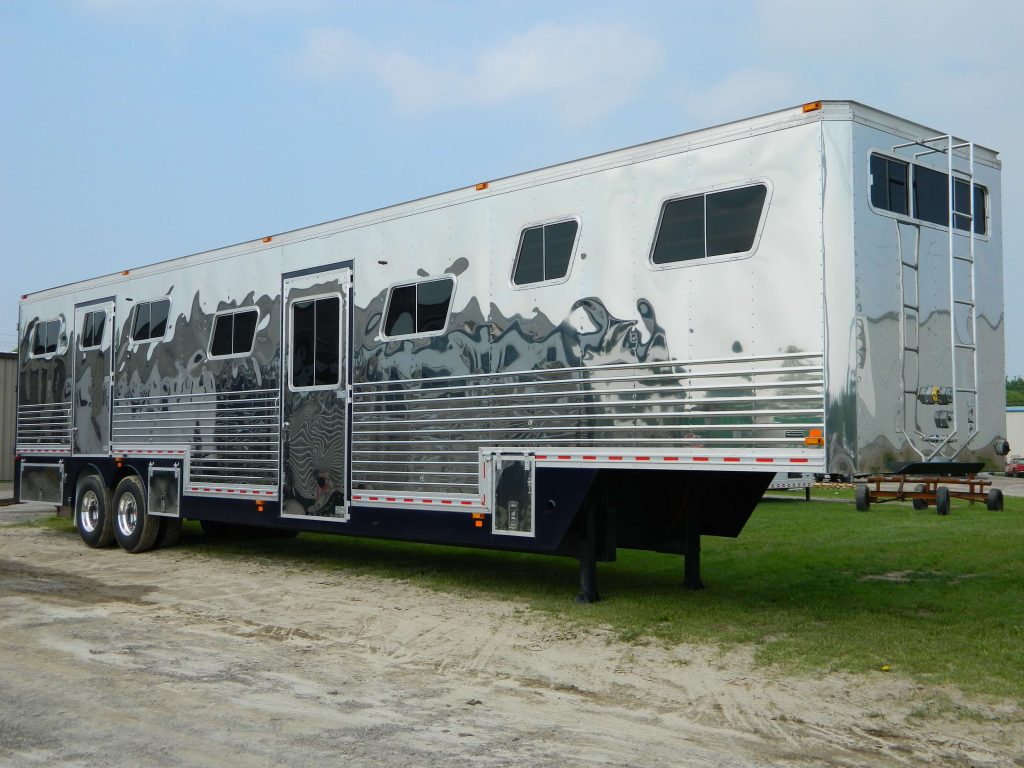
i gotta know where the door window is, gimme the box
[291,296,340,389]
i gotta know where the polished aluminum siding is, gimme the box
[352,354,823,494]
[15,102,1003,501]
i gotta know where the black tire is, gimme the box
[855,484,870,511]
[986,488,1004,511]
[75,474,115,548]
[912,484,928,511]
[156,516,183,549]
[112,475,160,553]
[935,486,951,516]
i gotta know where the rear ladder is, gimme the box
[892,134,979,460]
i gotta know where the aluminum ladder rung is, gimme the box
[954,343,976,351]
[953,299,975,307]
[903,303,920,311]
[956,387,978,394]
[953,254,974,263]
[901,260,919,269]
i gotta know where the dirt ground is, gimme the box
[0,509,1021,768]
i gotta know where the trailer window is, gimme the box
[512,219,579,285]
[130,299,170,343]
[30,320,61,357]
[80,310,106,350]
[291,296,340,388]
[870,153,987,235]
[869,154,909,215]
[209,309,259,359]
[651,184,767,265]
[382,277,455,338]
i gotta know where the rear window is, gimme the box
[870,152,987,235]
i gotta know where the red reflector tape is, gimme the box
[792,458,809,463]
[756,458,774,463]
[636,456,650,461]
[535,455,547,460]
[442,500,453,505]
[663,457,679,462]
[369,496,379,501]
[693,457,709,462]
[404,498,414,503]
[583,455,596,460]
[609,456,622,461]
[724,457,740,463]
[558,455,571,460]
[386,497,396,502]
[460,500,473,505]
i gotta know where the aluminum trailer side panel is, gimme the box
[14,101,1005,560]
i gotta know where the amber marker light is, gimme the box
[802,101,823,113]
[262,236,273,243]
[121,270,130,275]
[475,182,489,191]
[805,428,824,446]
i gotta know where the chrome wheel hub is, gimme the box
[80,490,100,533]
[117,492,139,537]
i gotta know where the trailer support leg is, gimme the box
[683,510,703,590]
[576,506,600,604]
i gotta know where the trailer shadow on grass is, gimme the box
[37,496,1024,703]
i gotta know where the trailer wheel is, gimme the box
[986,488,1004,511]
[912,484,928,511]
[112,475,160,553]
[75,475,114,548]
[935,486,951,516]
[156,517,183,549]
[854,484,870,511]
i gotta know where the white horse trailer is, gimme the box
[15,100,1007,599]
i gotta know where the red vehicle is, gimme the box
[1006,457,1024,477]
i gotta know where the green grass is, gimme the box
[35,493,1024,703]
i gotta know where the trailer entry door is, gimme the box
[280,268,351,519]
[72,300,114,455]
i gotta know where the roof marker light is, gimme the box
[802,101,823,113]
[262,236,273,243]
[475,182,489,191]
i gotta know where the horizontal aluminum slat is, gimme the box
[351,351,822,388]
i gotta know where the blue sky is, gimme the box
[2,0,1022,373]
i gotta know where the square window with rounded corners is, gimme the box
[130,298,171,343]
[209,308,259,359]
[650,183,768,266]
[382,277,455,339]
[80,310,106,350]
[511,219,579,286]
[290,295,341,389]
[30,319,62,357]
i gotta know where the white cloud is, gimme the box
[290,21,663,122]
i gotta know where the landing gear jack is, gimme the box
[576,506,600,604]
[683,510,704,590]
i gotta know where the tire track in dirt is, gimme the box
[0,526,1020,767]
